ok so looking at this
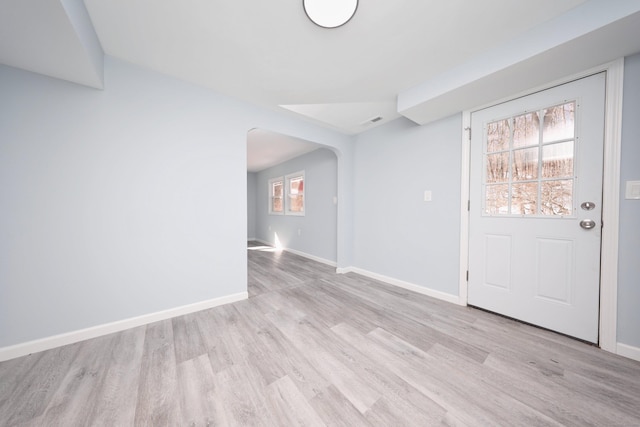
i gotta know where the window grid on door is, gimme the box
[483,101,577,217]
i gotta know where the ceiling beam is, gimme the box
[0,0,104,89]
[398,0,640,125]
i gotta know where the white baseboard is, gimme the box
[0,292,248,362]
[336,266,461,306]
[616,342,640,362]
[283,247,337,267]
[251,239,337,267]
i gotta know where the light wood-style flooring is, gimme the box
[1,241,639,426]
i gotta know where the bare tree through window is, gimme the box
[484,102,576,217]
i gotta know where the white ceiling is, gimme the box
[80,0,587,133]
[2,0,640,170]
[247,129,321,173]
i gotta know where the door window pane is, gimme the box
[512,147,539,181]
[513,112,540,148]
[483,100,577,217]
[542,141,574,178]
[541,180,573,216]
[485,184,510,214]
[511,182,538,215]
[486,152,510,183]
[487,119,510,152]
[543,102,575,143]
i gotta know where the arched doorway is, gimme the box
[246,128,339,268]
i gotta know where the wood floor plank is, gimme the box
[265,309,382,414]
[87,326,146,426]
[192,308,240,374]
[234,301,330,400]
[265,375,326,427]
[308,384,370,427]
[363,326,567,426]
[213,364,272,427]
[365,396,435,427]
[330,323,448,424]
[304,318,449,425]
[319,279,491,364]
[482,351,640,426]
[0,352,37,419]
[430,309,640,417]
[176,353,222,426]
[1,242,639,425]
[134,319,179,426]
[37,334,116,426]
[2,342,81,425]
[172,312,207,364]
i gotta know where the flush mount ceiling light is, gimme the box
[303,0,358,28]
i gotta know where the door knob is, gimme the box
[580,219,597,230]
[581,201,596,210]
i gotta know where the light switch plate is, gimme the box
[626,181,640,200]
[424,190,432,202]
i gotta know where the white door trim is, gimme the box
[459,58,624,353]
[599,58,624,353]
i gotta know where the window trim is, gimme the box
[285,171,305,216]
[268,176,284,215]
[268,171,305,216]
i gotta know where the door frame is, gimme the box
[458,58,624,353]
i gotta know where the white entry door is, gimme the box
[468,73,606,343]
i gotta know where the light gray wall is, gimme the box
[255,148,338,263]
[2,51,637,352]
[247,172,257,239]
[0,58,353,348]
[618,52,640,347]
[352,115,462,296]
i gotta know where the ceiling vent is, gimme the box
[361,115,383,126]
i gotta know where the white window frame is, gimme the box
[268,176,284,215]
[285,171,305,216]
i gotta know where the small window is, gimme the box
[269,177,284,215]
[483,101,576,217]
[286,172,305,216]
